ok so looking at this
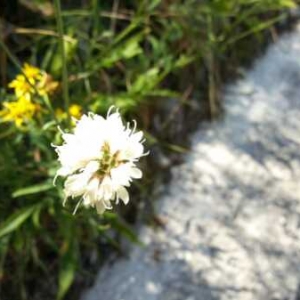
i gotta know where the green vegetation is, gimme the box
[0,0,298,299]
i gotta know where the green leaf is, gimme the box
[145,89,179,97]
[148,0,162,11]
[104,212,142,245]
[166,143,189,153]
[100,37,143,68]
[222,14,284,49]
[143,131,158,145]
[57,247,76,300]
[50,39,78,76]
[275,0,296,8]
[0,205,36,239]
[42,120,57,131]
[174,55,195,69]
[32,204,43,228]
[129,67,160,94]
[12,182,54,198]
[113,17,143,45]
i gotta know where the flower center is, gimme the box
[97,142,120,177]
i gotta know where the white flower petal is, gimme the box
[64,173,88,197]
[110,165,131,186]
[117,186,129,205]
[83,177,100,206]
[130,167,142,179]
[95,201,106,214]
[85,161,100,174]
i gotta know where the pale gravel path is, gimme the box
[82,25,300,300]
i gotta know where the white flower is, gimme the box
[53,107,146,214]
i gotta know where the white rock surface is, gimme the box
[82,25,300,300]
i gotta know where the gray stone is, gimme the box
[82,24,300,300]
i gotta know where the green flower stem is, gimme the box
[0,38,36,91]
[53,0,71,126]
[92,0,100,39]
[42,94,59,126]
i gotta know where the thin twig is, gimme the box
[0,37,42,95]
[207,14,218,119]
[110,0,120,35]
[161,85,193,130]
[53,0,70,126]
[61,9,132,20]
[13,27,76,43]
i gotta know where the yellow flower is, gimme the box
[38,74,59,95]
[8,75,34,99]
[55,104,83,124]
[8,63,58,99]
[22,63,42,81]
[69,104,82,119]
[0,97,40,128]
